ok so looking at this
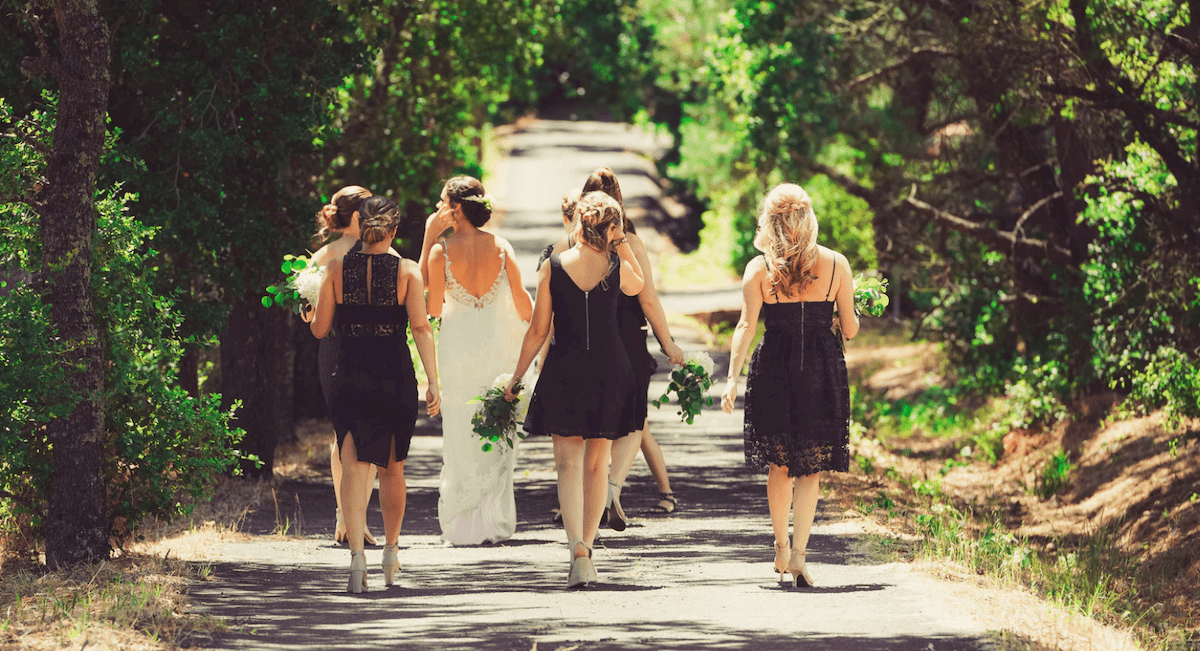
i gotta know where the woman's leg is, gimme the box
[582,438,613,547]
[375,438,407,545]
[553,435,587,556]
[641,429,671,493]
[608,423,644,490]
[339,433,372,554]
[790,473,820,553]
[766,463,794,548]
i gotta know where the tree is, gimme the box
[15,0,113,567]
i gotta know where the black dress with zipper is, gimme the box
[523,251,638,440]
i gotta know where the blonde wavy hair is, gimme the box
[755,183,819,297]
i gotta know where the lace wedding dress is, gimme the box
[437,247,531,545]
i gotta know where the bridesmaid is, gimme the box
[720,183,858,588]
[503,191,644,587]
[305,185,378,546]
[311,196,441,593]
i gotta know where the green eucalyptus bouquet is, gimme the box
[652,351,716,424]
[469,374,526,452]
[262,253,322,314]
[853,274,890,317]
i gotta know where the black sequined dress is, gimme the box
[328,252,418,466]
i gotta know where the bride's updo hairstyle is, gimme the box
[581,167,636,234]
[444,176,491,228]
[358,196,401,245]
[572,191,624,252]
[756,183,819,298]
[315,185,370,241]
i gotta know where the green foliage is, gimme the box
[1034,448,1073,499]
[261,254,317,314]
[468,378,526,453]
[854,274,889,317]
[0,96,245,552]
[651,353,715,424]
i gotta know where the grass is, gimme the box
[1,476,272,650]
[848,351,1198,649]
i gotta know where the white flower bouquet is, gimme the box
[652,351,716,424]
[468,374,527,452]
[262,253,323,314]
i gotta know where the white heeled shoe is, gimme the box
[347,550,368,594]
[382,544,401,586]
[566,538,595,588]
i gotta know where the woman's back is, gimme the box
[759,246,840,304]
[443,232,506,299]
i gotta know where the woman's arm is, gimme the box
[721,256,766,413]
[833,252,859,339]
[426,243,447,319]
[504,263,553,400]
[310,259,340,339]
[628,233,683,365]
[402,259,441,417]
[501,238,534,322]
[615,238,644,296]
[417,208,453,288]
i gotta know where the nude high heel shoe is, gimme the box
[774,540,792,586]
[334,508,346,543]
[347,550,368,593]
[606,480,628,532]
[567,538,595,589]
[382,544,401,586]
[788,549,814,588]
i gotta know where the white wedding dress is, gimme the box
[437,246,531,545]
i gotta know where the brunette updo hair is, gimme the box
[357,196,401,245]
[757,183,819,297]
[561,188,582,221]
[582,167,635,234]
[572,191,624,252]
[444,176,491,228]
[315,185,370,241]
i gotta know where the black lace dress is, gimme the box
[318,241,363,413]
[328,252,419,466]
[743,276,851,477]
[524,252,638,439]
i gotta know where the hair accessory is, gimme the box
[460,194,493,211]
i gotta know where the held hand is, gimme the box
[425,387,441,417]
[663,340,685,366]
[299,303,315,324]
[721,378,738,414]
[502,377,522,402]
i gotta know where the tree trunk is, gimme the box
[31,0,112,568]
[220,297,294,479]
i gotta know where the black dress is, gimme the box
[618,294,656,429]
[743,270,850,477]
[524,251,638,439]
[328,252,419,466]
[318,241,363,412]
[541,243,655,432]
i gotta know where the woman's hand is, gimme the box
[663,340,685,366]
[721,378,738,414]
[425,205,454,236]
[425,387,441,418]
[502,377,522,402]
[299,303,315,324]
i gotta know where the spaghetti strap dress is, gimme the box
[328,251,419,466]
[743,259,851,477]
[523,251,639,439]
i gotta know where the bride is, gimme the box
[421,176,533,545]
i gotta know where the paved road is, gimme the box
[185,120,993,651]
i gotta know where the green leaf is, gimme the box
[261,296,273,308]
[281,261,292,274]
[291,259,307,271]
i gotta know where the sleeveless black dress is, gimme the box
[524,251,638,439]
[329,252,419,466]
[743,267,850,477]
[318,241,363,413]
[540,243,655,433]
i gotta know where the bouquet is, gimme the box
[651,351,716,424]
[853,273,890,317]
[468,374,526,452]
[262,254,323,314]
